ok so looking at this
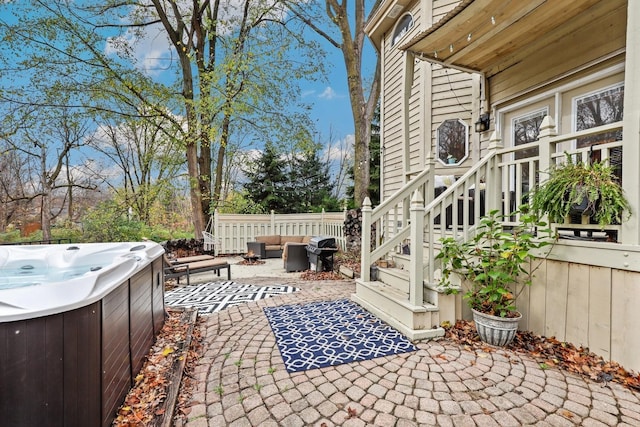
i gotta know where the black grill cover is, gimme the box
[306,236,338,255]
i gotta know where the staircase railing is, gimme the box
[361,117,624,303]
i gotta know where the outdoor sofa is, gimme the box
[246,235,312,258]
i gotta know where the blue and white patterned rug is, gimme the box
[263,299,417,373]
[165,281,298,314]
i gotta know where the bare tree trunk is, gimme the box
[40,151,51,241]
[289,0,381,207]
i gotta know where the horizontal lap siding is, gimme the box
[408,64,424,172]
[382,44,406,197]
[381,1,423,198]
[431,66,473,176]
[430,1,474,174]
[433,0,460,17]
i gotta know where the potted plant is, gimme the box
[436,207,554,346]
[530,153,631,228]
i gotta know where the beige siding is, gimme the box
[429,2,474,175]
[380,0,477,199]
[408,63,424,172]
[431,66,474,176]
[454,253,640,372]
[611,269,640,371]
[381,1,424,199]
[433,0,459,18]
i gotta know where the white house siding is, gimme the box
[381,0,477,201]
[433,0,459,17]
[431,66,473,175]
[407,61,424,173]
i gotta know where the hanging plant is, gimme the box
[530,153,631,228]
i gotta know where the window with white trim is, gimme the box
[436,119,468,166]
[391,14,414,47]
[574,83,624,149]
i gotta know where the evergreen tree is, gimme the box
[243,142,341,213]
[290,148,338,213]
[243,143,288,213]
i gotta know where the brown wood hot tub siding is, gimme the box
[0,257,164,427]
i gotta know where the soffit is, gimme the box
[400,0,619,76]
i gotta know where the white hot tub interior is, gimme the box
[0,242,164,321]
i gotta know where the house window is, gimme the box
[391,14,414,47]
[437,119,468,166]
[512,109,547,193]
[575,84,624,148]
[574,83,624,180]
[513,108,547,159]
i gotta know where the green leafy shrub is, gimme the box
[436,207,554,318]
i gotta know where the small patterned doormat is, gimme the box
[263,299,417,372]
[165,282,298,314]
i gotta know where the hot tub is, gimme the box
[0,242,166,427]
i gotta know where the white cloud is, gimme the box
[301,89,316,98]
[319,86,338,100]
[323,134,354,161]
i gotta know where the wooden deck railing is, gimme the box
[361,117,625,298]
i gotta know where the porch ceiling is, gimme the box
[400,0,621,76]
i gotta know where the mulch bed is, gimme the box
[111,308,202,427]
[445,319,640,391]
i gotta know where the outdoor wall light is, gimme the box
[475,113,490,133]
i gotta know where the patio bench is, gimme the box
[164,255,231,285]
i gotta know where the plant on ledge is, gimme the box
[530,153,631,228]
[436,207,554,346]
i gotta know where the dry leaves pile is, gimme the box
[445,320,640,391]
[112,308,200,427]
[300,270,343,280]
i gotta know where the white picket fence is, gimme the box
[210,209,347,255]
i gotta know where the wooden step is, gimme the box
[353,279,445,341]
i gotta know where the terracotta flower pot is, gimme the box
[472,308,522,346]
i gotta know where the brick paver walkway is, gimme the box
[180,278,640,426]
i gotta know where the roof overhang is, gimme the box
[400,0,613,76]
[366,0,413,49]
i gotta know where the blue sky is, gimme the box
[111,5,377,152]
[0,1,377,189]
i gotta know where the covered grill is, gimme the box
[306,236,338,272]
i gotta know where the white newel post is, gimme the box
[360,197,372,282]
[270,210,276,234]
[536,116,555,176]
[425,152,436,204]
[486,131,504,211]
[409,190,424,306]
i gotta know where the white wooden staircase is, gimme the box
[353,133,509,340]
[353,119,625,341]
